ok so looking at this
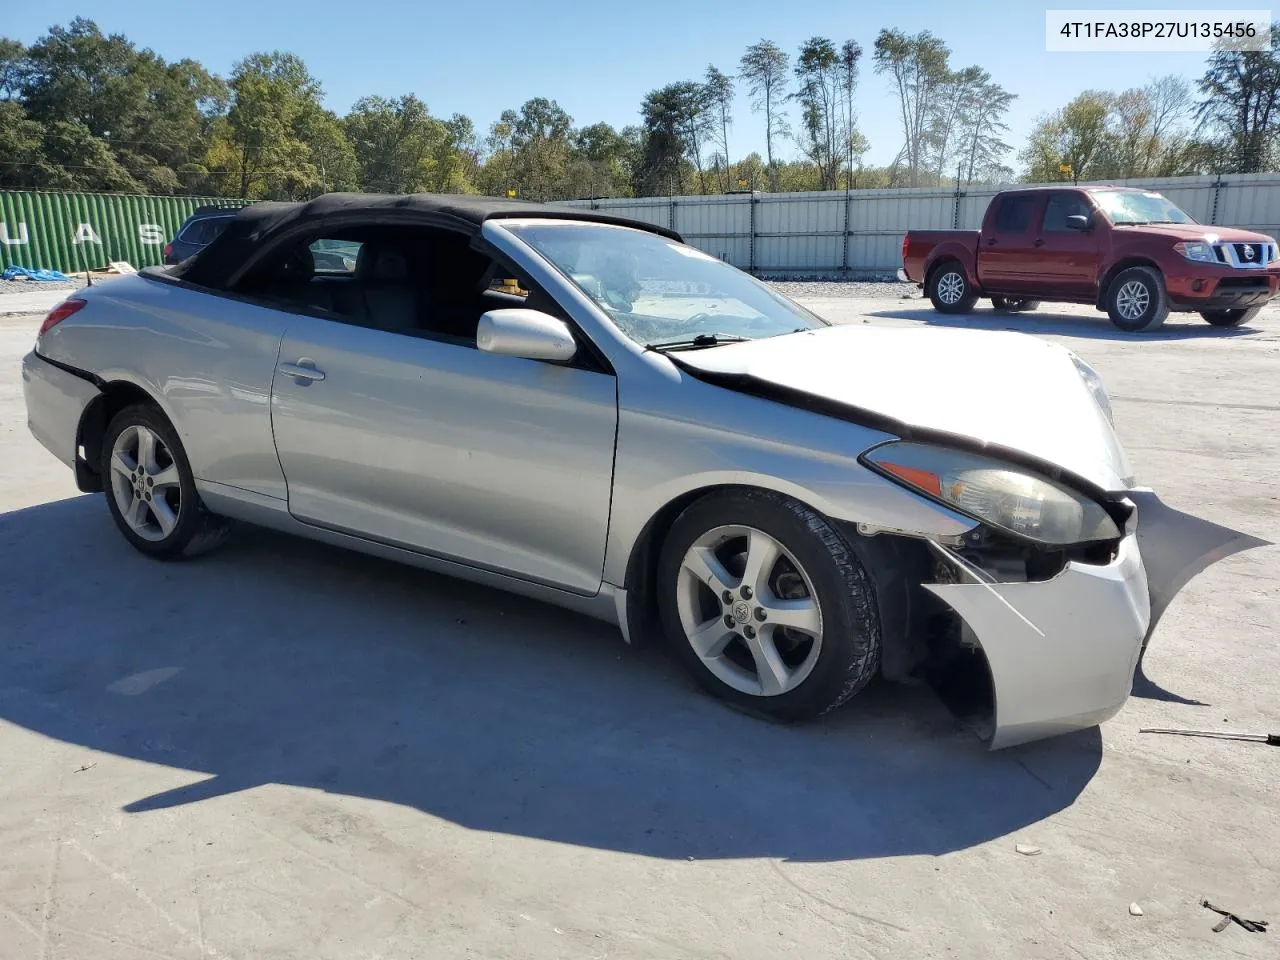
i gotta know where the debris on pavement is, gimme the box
[1140,727,1280,746]
[2,265,74,283]
[1201,899,1268,933]
[1015,843,1042,856]
[1129,903,1144,917]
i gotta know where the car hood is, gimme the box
[670,325,1136,492]
[1118,223,1277,245]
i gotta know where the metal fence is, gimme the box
[0,191,245,275]
[558,173,1280,276]
[9,175,1280,278]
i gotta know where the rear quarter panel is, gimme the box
[36,275,290,499]
[905,231,980,286]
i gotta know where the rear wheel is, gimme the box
[991,296,1040,313]
[1104,266,1169,332]
[101,404,230,560]
[927,262,979,314]
[1200,306,1262,328]
[657,489,881,722]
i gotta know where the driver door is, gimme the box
[265,228,619,595]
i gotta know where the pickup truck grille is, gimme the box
[1212,241,1278,268]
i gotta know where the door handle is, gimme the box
[279,360,325,383]
[986,238,998,246]
[1033,238,1045,247]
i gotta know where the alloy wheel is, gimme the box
[1115,280,1150,321]
[675,524,824,697]
[936,272,965,305]
[108,424,182,542]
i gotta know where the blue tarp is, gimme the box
[2,266,74,282]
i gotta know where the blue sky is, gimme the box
[8,0,1217,169]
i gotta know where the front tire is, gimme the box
[927,262,979,314]
[1200,306,1262,327]
[656,489,881,722]
[101,404,230,560]
[1105,266,1169,332]
[991,296,1040,313]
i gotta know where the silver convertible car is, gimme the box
[22,194,1263,748]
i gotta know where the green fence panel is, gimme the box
[0,190,246,275]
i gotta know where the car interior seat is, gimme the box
[354,243,419,333]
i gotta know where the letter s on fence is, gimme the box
[138,224,165,245]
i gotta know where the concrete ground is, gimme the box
[1,291,1277,960]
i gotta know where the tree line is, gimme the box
[1,19,1278,203]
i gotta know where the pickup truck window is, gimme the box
[993,195,1037,233]
[1043,194,1093,232]
[1093,190,1196,226]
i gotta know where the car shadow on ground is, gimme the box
[867,304,1261,342]
[2,495,1106,863]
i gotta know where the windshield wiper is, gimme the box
[645,332,751,352]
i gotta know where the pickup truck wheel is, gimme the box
[1200,306,1262,327]
[927,263,979,314]
[1105,266,1169,332]
[991,296,1040,313]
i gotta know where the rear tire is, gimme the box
[927,262,979,314]
[991,296,1040,313]
[656,489,881,723]
[1104,266,1169,332]
[1200,306,1262,328]
[101,404,231,560]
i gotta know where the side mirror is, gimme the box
[477,308,578,362]
[1065,214,1091,231]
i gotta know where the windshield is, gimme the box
[1093,190,1196,225]
[505,222,827,348]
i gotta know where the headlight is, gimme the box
[864,441,1121,545]
[1173,241,1216,263]
[1069,353,1114,425]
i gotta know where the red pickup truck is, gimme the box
[899,186,1279,331]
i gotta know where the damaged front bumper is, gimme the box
[923,491,1267,749]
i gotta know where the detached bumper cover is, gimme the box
[928,534,1150,749]
[21,350,100,468]
[925,491,1268,749]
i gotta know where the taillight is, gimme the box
[163,242,173,259]
[38,298,87,337]
[901,234,910,265]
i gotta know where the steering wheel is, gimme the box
[602,287,633,312]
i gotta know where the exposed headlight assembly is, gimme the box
[864,441,1121,546]
[1069,352,1114,425]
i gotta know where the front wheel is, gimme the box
[1104,266,1169,332]
[991,296,1040,313]
[656,489,881,722]
[1200,306,1262,328]
[101,404,231,560]
[927,262,979,314]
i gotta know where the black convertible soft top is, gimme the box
[168,192,683,289]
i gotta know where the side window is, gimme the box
[1042,194,1091,232]
[310,238,362,274]
[204,218,232,243]
[180,219,209,244]
[992,196,1037,233]
[238,226,563,346]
